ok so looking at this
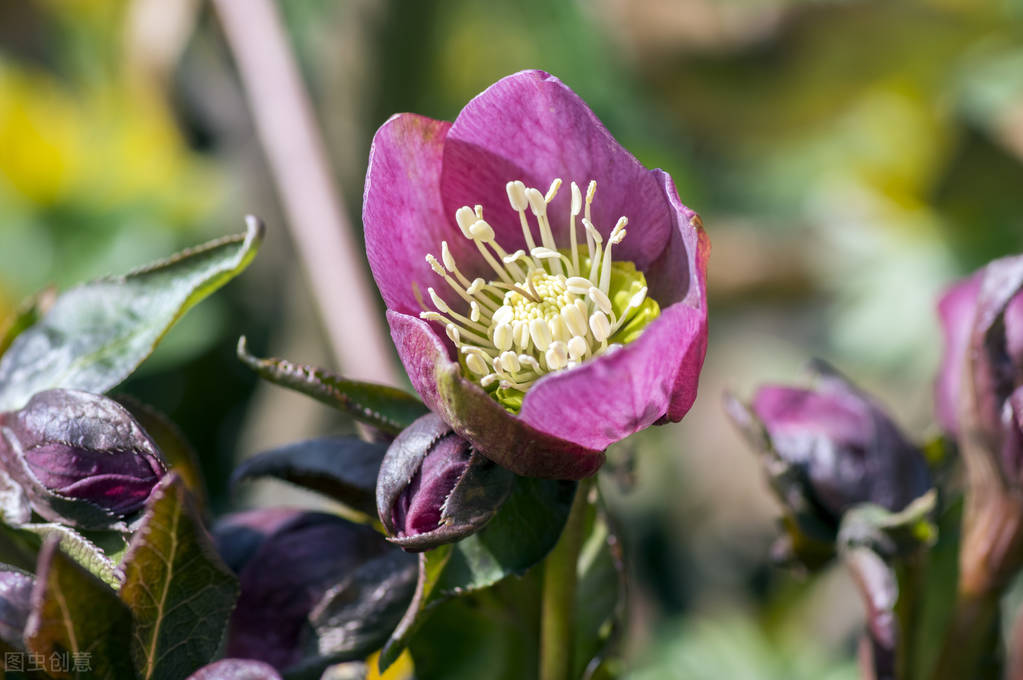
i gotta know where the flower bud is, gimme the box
[376,413,515,551]
[0,389,167,528]
[726,362,931,523]
[936,255,1023,481]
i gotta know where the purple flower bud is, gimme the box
[726,363,931,522]
[0,389,167,528]
[376,413,515,551]
[936,255,1023,481]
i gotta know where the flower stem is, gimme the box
[540,478,592,680]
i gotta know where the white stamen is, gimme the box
[493,323,514,351]
[562,303,588,337]
[545,341,569,370]
[529,318,553,351]
[589,311,611,342]
[566,277,591,295]
[446,324,460,344]
[419,177,650,400]
[493,306,514,326]
[568,335,588,360]
[466,353,489,375]
[455,206,476,238]
[499,351,520,374]
[589,287,613,315]
[506,180,528,212]
[469,219,496,242]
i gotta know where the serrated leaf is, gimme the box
[120,474,239,680]
[236,337,428,434]
[232,437,386,517]
[24,536,135,679]
[0,218,264,411]
[18,523,121,588]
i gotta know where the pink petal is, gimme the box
[386,310,604,479]
[935,272,980,436]
[364,113,477,315]
[440,70,673,269]
[517,300,707,452]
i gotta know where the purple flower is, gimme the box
[0,389,167,528]
[364,70,709,480]
[726,363,930,522]
[936,255,1023,481]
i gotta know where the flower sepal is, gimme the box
[377,412,515,552]
[0,389,168,530]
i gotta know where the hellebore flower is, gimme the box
[0,389,167,528]
[215,509,416,672]
[725,363,931,526]
[936,255,1023,481]
[377,412,514,551]
[364,70,708,479]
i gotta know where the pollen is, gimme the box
[419,178,659,411]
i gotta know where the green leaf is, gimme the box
[407,569,542,680]
[0,218,265,412]
[574,510,624,679]
[433,477,577,595]
[232,437,387,518]
[236,336,428,434]
[24,536,135,680]
[17,523,121,588]
[379,477,576,670]
[0,286,55,359]
[119,474,239,680]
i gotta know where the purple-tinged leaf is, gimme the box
[236,337,428,435]
[0,565,33,651]
[24,536,135,679]
[232,437,387,517]
[119,474,239,680]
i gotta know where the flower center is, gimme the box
[420,178,659,412]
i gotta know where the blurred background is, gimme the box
[2,0,1023,677]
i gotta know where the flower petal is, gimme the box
[516,298,707,452]
[935,272,980,436]
[440,70,672,268]
[364,113,477,315]
[386,310,604,478]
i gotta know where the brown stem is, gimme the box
[213,0,401,386]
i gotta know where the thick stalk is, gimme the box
[540,479,591,680]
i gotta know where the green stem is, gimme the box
[539,479,591,680]
[929,590,1002,680]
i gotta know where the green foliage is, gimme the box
[24,537,135,679]
[0,218,264,412]
[380,477,577,670]
[236,336,429,435]
[119,475,239,680]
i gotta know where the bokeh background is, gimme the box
[2,1,1023,677]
